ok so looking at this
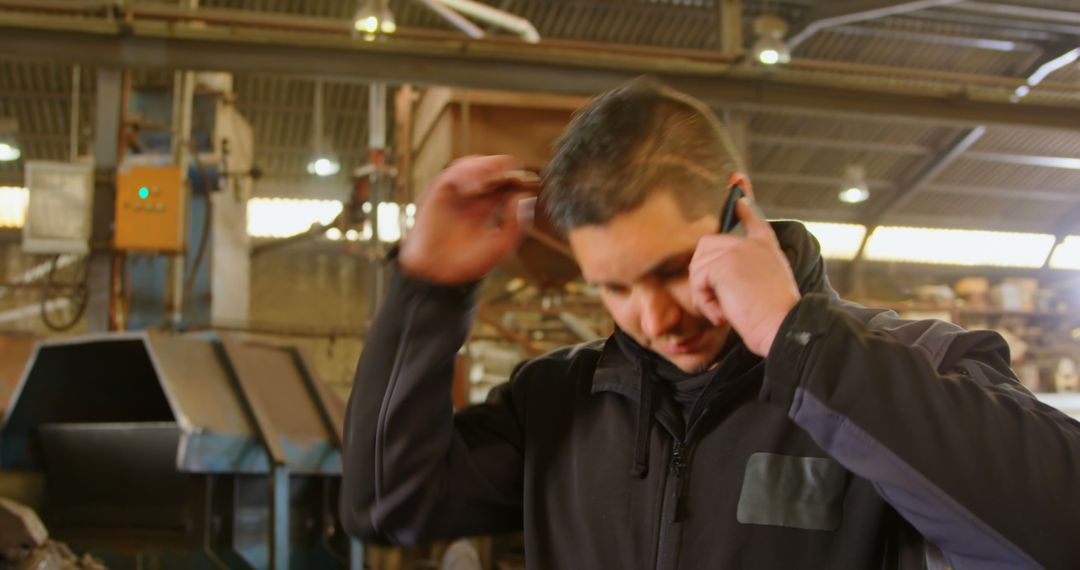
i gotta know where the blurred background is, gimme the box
[0,0,1079,568]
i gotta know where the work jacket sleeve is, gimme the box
[340,260,525,545]
[762,292,1080,569]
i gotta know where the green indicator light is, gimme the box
[138,187,150,200]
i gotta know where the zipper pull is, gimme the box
[671,441,687,477]
[671,441,689,522]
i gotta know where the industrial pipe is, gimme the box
[436,0,540,43]
[415,0,485,40]
[789,0,964,50]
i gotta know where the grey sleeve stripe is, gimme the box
[791,388,1042,570]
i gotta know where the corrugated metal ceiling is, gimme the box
[0,58,94,184]
[797,28,1030,76]
[233,75,375,187]
[975,126,1080,156]
[0,0,1078,233]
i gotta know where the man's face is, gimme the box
[569,191,731,374]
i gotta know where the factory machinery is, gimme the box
[0,332,361,570]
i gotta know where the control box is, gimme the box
[114,165,186,252]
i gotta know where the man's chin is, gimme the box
[642,328,729,373]
[662,353,715,375]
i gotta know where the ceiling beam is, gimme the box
[1051,204,1080,239]
[924,183,1080,203]
[863,126,986,224]
[752,133,929,155]
[754,172,898,191]
[826,23,1037,52]
[0,91,93,102]
[964,151,1080,170]
[758,205,861,223]
[910,9,1080,38]
[240,103,371,117]
[3,14,1080,130]
[787,0,965,50]
[951,2,1080,26]
[844,126,984,292]
[753,133,1080,170]
[762,205,1050,234]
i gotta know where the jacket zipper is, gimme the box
[649,363,757,569]
[655,439,692,570]
[671,441,689,522]
[671,439,696,529]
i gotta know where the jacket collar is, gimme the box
[592,335,641,398]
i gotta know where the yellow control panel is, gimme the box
[114,165,186,252]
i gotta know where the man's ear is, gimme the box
[727,171,753,198]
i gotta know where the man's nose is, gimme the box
[639,286,680,339]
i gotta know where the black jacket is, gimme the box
[341,222,1080,569]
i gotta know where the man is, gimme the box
[341,78,1080,569]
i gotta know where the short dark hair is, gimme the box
[542,77,744,234]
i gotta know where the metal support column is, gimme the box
[166,0,198,328]
[349,539,365,570]
[69,65,81,161]
[220,337,292,570]
[718,0,742,56]
[368,81,388,320]
[169,68,195,328]
[85,68,124,332]
[1042,204,1080,270]
[272,464,290,570]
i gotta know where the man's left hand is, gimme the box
[689,199,802,357]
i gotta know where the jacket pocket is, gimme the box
[736,452,848,531]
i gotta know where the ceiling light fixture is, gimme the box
[838,186,870,204]
[752,15,791,66]
[838,165,870,204]
[0,139,20,162]
[0,119,21,162]
[306,80,342,178]
[353,0,396,39]
[306,154,341,177]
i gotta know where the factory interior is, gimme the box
[1,0,1080,568]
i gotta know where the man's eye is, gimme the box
[602,284,630,296]
[659,266,689,281]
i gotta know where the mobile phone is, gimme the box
[719,184,746,234]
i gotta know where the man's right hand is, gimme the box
[399,155,540,285]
